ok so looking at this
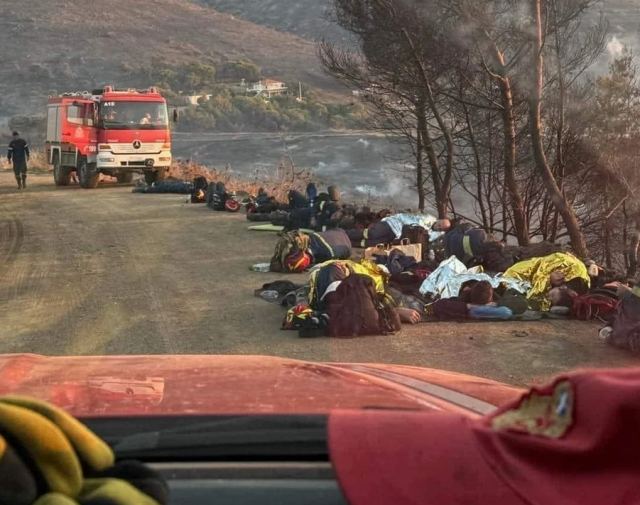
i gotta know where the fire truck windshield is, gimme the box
[99,101,168,130]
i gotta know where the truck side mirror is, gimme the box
[173,109,179,123]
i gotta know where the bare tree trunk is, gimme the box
[549,0,565,244]
[487,111,496,230]
[623,201,629,270]
[499,75,530,245]
[604,221,612,269]
[400,27,453,218]
[420,123,447,218]
[463,102,489,228]
[415,101,427,211]
[529,0,588,257]
[540,196,551,240]
[501,182,508,241]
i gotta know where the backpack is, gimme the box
[205,181,219,207]
[572,292,619,321]
[607,291,640,353]
[206,182,227,211]
[269,231,311,273]
[383,249,418,275]
[326,274,401,338]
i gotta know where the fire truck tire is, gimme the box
[78,157,100,189]
[117,172,134,184]
[53,155,71,186]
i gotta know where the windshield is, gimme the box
[99,101,168,130]
[1,0,640,487]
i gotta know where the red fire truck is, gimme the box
[45,86,172,188]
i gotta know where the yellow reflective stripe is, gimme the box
[463,235,473,258]
[360,228,369,248]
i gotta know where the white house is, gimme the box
[246,79,288,98]
[185,94,212,106]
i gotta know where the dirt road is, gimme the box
[0,170,635,386]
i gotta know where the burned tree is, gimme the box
[320,0,460,217]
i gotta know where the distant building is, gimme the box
[246,79,288,98]
[185,94,212,106]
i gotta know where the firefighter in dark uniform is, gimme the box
[7,131,30,189]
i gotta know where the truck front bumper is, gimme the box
[96,152,172,171]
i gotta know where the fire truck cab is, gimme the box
[45,86,172,188]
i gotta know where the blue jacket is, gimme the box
[8,137,30,169]
[444,224,487,264]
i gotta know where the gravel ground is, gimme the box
[0,170,635,386]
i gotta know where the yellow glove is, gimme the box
[0,396,166,505]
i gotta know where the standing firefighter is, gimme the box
[7,131,30,189]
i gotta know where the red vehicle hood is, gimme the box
[0,354,522,418]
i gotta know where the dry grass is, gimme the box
[169,156,316,200]
[0,148,312,200]
[0,149,50,173]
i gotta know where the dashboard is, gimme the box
[153,461,347,505]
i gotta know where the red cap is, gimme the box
[329,368,640,505]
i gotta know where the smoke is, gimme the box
[607,36,625,58]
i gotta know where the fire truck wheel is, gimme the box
[53,155,71,186]
[116,172,134,184]
[78,157,100,189]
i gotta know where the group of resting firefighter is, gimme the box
[7,131,29,189]
[266,184,528,330]
[261,183,640,342]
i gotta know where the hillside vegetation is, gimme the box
[0,0,345,117]
[196,0,350,43]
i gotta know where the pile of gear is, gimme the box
[134,176,250,213]
[191,177,252,212]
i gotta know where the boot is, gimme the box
[21,175,27,189]
[15,177,22,190]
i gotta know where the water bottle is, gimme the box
[250,263,271,272]
[259,290,280,302]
